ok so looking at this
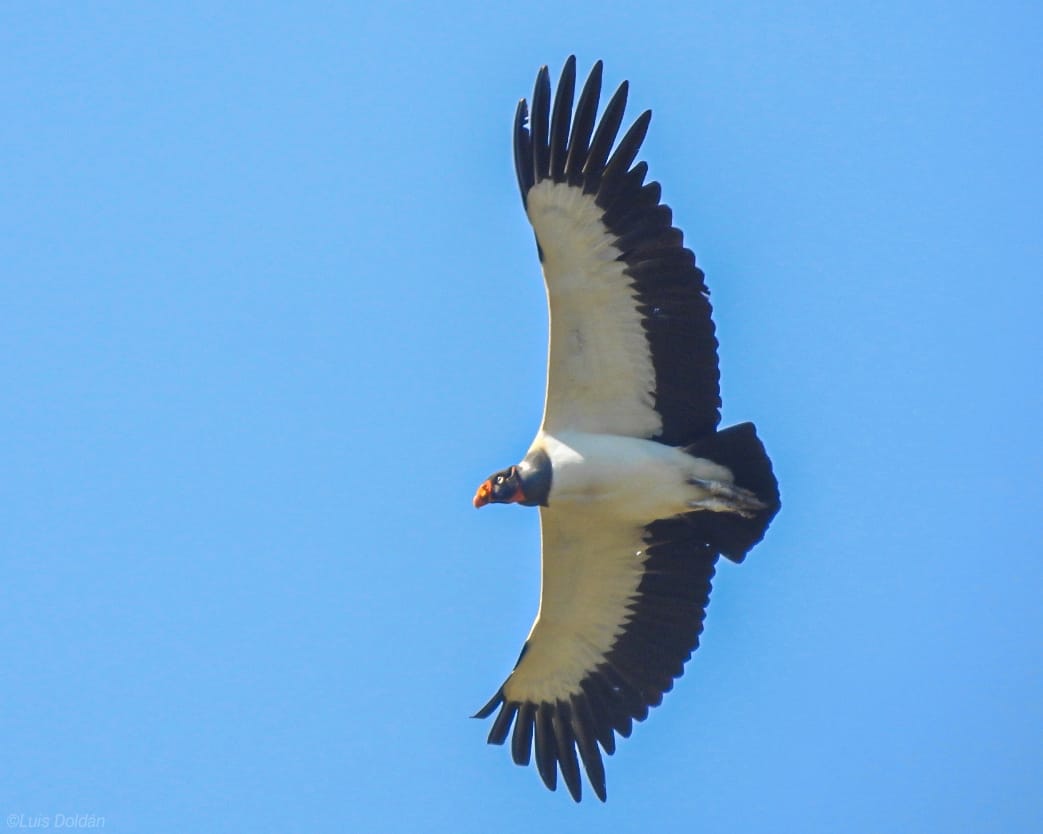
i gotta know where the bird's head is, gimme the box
[473,448,552,508]
[473,465,526,508]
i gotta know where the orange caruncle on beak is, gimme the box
[473,480,492,508]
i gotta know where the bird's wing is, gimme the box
[515,56,721,446]
[474,506,719,802]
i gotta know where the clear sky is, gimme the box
[2,2,1041,832]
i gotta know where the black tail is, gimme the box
[683,422,780,563]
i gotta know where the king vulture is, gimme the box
[472,57,780,802]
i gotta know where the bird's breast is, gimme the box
[533,430,725,524]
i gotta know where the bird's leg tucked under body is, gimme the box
[687,478,767,518]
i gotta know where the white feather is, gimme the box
[503,508,646,704]
[526,180,662,438]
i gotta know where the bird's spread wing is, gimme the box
[474,507,719,802]
[515,57,721,445]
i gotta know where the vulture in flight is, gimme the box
[472,56,780,802]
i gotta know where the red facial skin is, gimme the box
[473,481,492,508]
[472,478,526,508]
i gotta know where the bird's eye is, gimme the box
[495,475,505,485]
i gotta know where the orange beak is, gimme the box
[473,480,492,508]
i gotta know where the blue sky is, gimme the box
[2,2,1041,832]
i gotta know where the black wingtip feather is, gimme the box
[599,109,652,199]
[564,60,603,185]
[513,99,533,204]
[553,702,584,802]
[570,694,608,801]
[582,80,628,194]
[530,66,552,183]
[512,702,535,766]
[534,704,558,791]
[486,700,518,746]
[472,688,505,719]
[549,56,576,181]
[579,677,617,754]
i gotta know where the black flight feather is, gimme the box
[530,66,551,183]
[534,703,558,791]
[552,702,583,801]
[511,702,535,766]
[548,56,576,181]
[582,80,628,194]
[513,100,533,205]
[565,59,603,185]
